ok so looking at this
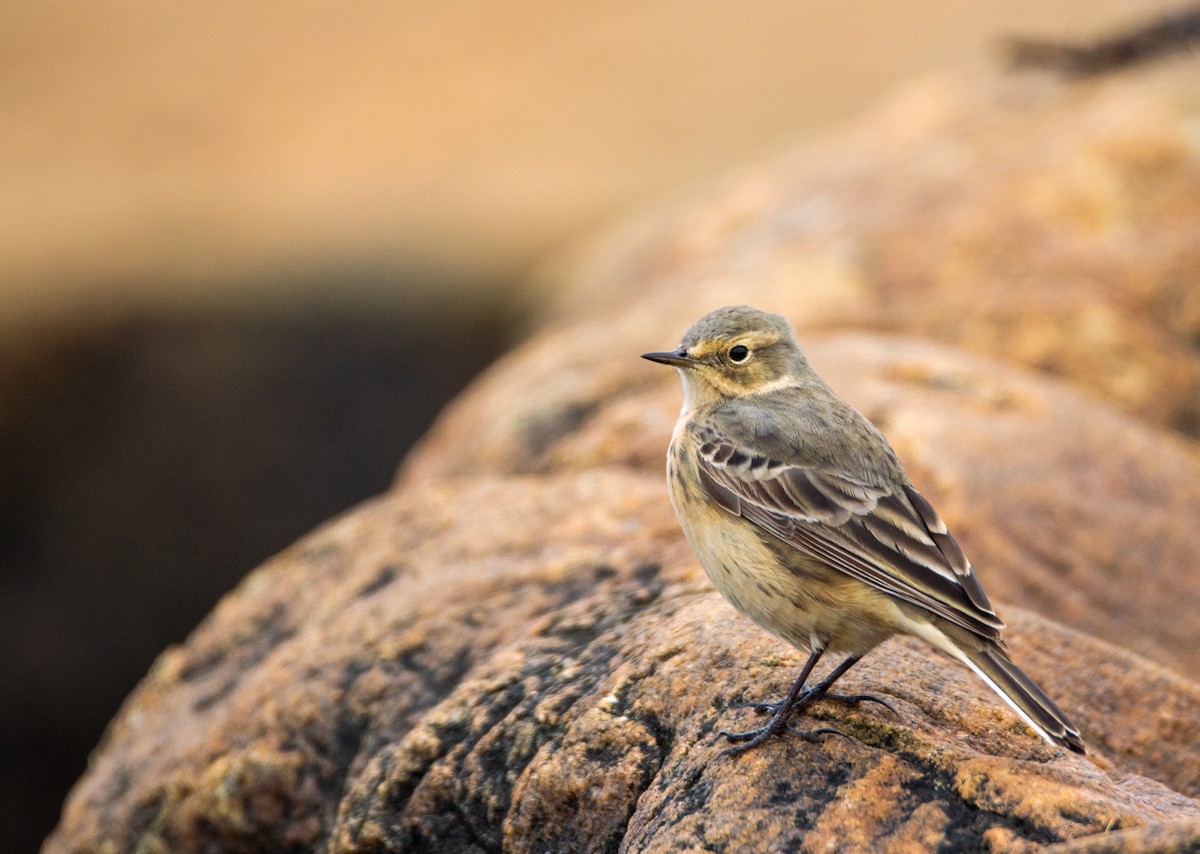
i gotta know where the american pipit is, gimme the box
[643,305,1085,754]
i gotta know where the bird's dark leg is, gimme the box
[720,648,848,754]
[806,655,898,717]
[721,653,899,754]
[734,654,897,717]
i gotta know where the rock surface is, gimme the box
[47,470,1200,853]
[49,62,1200,852]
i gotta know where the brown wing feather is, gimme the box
[695,422,1004,640]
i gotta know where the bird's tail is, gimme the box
[960,645,1086,754]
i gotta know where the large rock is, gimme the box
[49,61,1200,852]
[47,469,1200,852]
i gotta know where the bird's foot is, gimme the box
[718,653,896,754]
[719,719,850,755]
[733,688,897,718]
[719,686,897,754]
[720,688,852,754]
[819,691,899,718]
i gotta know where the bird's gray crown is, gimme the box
[680,305,798,351]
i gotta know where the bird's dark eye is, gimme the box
[728,345,750,363]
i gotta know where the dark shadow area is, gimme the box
[0,284,521,852]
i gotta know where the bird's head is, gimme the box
[642,305,809,408]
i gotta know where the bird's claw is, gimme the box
[788,725,851,741]
[717,727,759,744]
[718,725,782,754]
[820,691,899,717]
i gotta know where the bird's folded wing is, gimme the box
[695,423,1005,641]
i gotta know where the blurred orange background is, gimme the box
[0,0,1154,321]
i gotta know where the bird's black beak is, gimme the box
[641,348,695,367]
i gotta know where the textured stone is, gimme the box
[46,471,1200,853]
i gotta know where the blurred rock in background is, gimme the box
[1,1,1189,850]
[0,0,1159,313]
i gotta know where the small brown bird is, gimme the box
[643,305,1085,754]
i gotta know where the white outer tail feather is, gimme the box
[894,610,1077,751]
